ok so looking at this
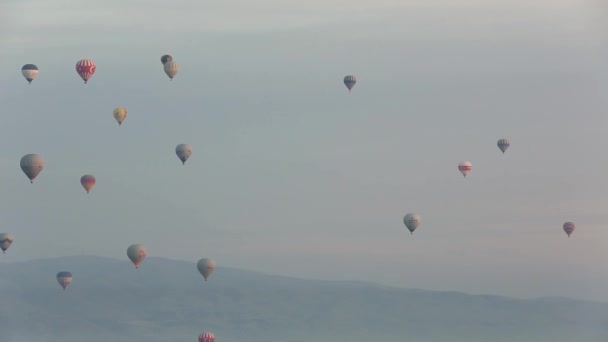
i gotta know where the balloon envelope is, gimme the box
[199,332,215,342]
[344,75,357,91]
[563,222,575,237]
[113,107,127,125]
[403,213,421,234]
[56,271,73,290]
[127,244,147,268]
[164,61,179,80]
[161,55,173,65]
[458,161,472,178]
[175,144,192,165]
[21,64,39,84]
[20,154,45,183]
[497,139,510,154]
[76,59,96,83]
[80,175,96,193]
[0,233,14,254]
[197,258,216,281]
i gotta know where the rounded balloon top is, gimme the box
[403,213,421,234]
[163,61,179,80]
[344,75,357,91]
[56,271,73,278]
[458,161,472,178]
[21,64,38,71]
[56,272,73,290]
[127,244,147,268]
[21,64,39,84]
[20,154,45,183]
[199,332,215,342]
[563,222,575,237]
[161,54,173,65]
[175,144,192,165]
[497,139,510,154]
[197,258,217,281]
[75,59,96,84]
[0,233,14,253]
[113,107,128,126]
[80,174,96,193]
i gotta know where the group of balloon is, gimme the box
[6,56,578,342]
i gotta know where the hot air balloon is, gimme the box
[80,175,96,193]
[563,222,575,237]
[20,154,45,183]
[197,258,216,281]
[161,55,173,65]
[458,161,472,178]
[199,332,215,342]
[163,61,179,80]
[403,213,421,235]
[127,244,147,268]
[344,75,357,92]
[0,233,14,254]
[56,272,73,290]
[21,64,39,84]
[75,59,96,84]
[497,139,510,154]
[175,144,192,165]
[113,107,127,126]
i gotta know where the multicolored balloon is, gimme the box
[20,154,45,183]
[80,175,96,194]
[127,244,147,268]
[56,272,73,290]
[458,161,472,178]
[175,144,192,165]
[197,258,216,281]
[161,55,173,65]
[21,64,39,84]
[403,213,421,235]
[113,107,127,126]
[76,59,96,84]
[164,61,179,80]
[344,75,357,92]
[563,222,575,237]
[199,332,215,342]
[0,233,14,254]
[497,139,510,154]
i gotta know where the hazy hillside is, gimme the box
[0,256,606,342]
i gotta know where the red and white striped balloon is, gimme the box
[458,161,472,178]
[198,332,215,342]
[76,59,96,84]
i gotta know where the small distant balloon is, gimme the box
[164,61,179,80]
[458,161,472,178]
[75,59,96,84]
[127,244,147,268]
[161,55,173,65]
[113,107,127,126]
[403,213,421,235]
[20,154,45,183]
[197,258,216,281]
[497,139,510,154]
[56,272,73,290]
[175,144,192,165]
[199,332,215,342]
[80,175,96,194]
[563,222,575,237]
[21,64,39,84]
[0,233,14,254]
[344,75,357,92]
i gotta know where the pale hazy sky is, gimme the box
[1,0,607,301]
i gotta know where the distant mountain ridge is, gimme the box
[0,256,606,342]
